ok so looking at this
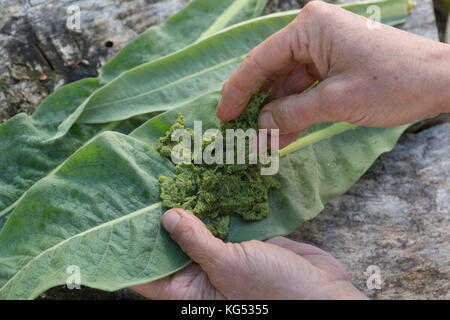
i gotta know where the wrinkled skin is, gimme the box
[133,1,450,299]
[132,209,366,300]
[216,1,450,148]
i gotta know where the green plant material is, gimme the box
[0,132,189,299]
[99,0,270,83]
[132,94,410,243]
[0,82,145,226]
[205,215,231,240]
[440,0,450,11]
[0,0,409,225]
[0,91,410,299]
[156,93,280,238]
[279,122,357,157]
[0,0,269,226]
[0,0,413,299]
[50,0,411,139]
[221,92,274,131]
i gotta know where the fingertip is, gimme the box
[216,98,232,122]
[216,101,247,122]
[218,81,254,121]
[216,105,233,123]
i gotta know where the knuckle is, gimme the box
[289,18,310,63]
[234,242,254,260]
[237,241,265,273]
[245,50,270,79]
[293,2,336,66]
[299,1,337,36]
[301,1,330,18]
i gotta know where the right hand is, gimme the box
[216,1,450,148]
[131,209,366,300]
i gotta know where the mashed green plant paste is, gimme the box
[156,93,280,239]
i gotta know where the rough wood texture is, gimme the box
[1,0,448,299]
[0,0,189,122]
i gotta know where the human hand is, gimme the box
[216,1,450,148]
[131,208,366,300]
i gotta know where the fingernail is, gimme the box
[259,111,278,130]
[162,209,181,233]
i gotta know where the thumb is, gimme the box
[259,82,336,134]
[161,208,229,272]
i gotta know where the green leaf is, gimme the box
[0,0,412,299]
[0,92,409,299]
[0,0,408,224]
[0,0,268,223]
[99,0,269,83]
[131,94,410,242]
[0,132,189,299]
[68,0,409,127]
[0,80,148,226]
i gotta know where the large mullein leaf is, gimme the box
[0,92,409,299]
[99,0,270,83]
[0,0,268,223]
[66,0,409,127]
[0,132,189,299]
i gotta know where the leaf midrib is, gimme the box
[0,202,162,294]
[82,54,247,114]
[199,0,257,39]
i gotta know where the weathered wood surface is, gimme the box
[0,0,189,122]
[1,0,448,299]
